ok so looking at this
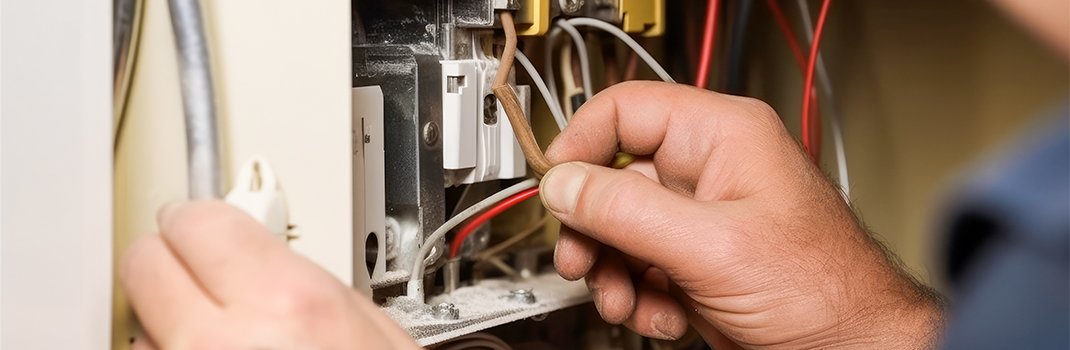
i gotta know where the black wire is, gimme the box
[724,0,754,94]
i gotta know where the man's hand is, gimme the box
[121,201,419,350]
[542,81,944,349]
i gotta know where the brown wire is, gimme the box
[493,12,553,177]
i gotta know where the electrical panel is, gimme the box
[113,0,666,347]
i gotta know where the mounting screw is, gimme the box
[560,0,583,14]
[431,302,460,320]
[506,289,536,304]
[423,122,439,147]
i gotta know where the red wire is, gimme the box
[694,0,720,89]
[765,0,806,71]
[801,0,831,164]
[449,188,541,259]
[766,0,823,164]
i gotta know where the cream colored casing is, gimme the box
[112,1,352,348]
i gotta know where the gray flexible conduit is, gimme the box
[168,0,222,199]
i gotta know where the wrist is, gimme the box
[836,268,947,349]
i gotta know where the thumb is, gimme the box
[540,162,730,273]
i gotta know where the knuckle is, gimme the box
[739,96,782,126]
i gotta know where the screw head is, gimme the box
[431,302,460,320]
[560,0,583,14]
[506,289,536,304]
[423,122,439,147]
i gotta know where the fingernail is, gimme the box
[157,201,186,228]
[540,162,588,215]
[651,311,682,341]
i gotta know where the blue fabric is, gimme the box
[942,106,1069,350]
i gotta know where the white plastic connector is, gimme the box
[225,156,290,240]
[442,61,480,170]
[440,53,528,186]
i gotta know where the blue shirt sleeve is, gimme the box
[941,106,1069,349]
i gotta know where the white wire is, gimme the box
[407,178,541,299]
[516,50,569,131]
[564,18,676,83]
[544,22,593,105]
[556,21,594,101]
[796,0,850,200]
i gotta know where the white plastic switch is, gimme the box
[225,156,290,240]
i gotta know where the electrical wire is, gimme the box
[765,0,823,166]
[560,43,584,120]
[168,0,223,199]
[515,50,568,131]
[725,0,755,93]
[558,21,594,101]
[797,0,850,199]
[565,18,676,83]
[449,188,540,259]
[545,21,594,104]
[695,0,720,88]
[407,178,540,298]
[474,214,551,261]
[493,12,555,176]
[801,0,832,165]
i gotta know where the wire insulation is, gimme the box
[565,18,675,83]
[765,0,823,165]
[475,214,551,261]
[797,0,850,199]
[725,0,755,93]
[515,50,568,131]
[801,0,832,163]
[493,12,554,176]
[556,21,594,101]
[168,0,223,199]
[449,188,541,259]
[407,178,540,298]
[695,0,720,88]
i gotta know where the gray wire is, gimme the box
[168,0,223,199]
[564,18,675,83]
[407,178,540,299]
[516,50,569,131]
[796,0,850,200]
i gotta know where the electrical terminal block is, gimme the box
[620,0,664,36]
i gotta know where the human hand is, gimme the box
[121,201,419,350]
[541,81,944,349]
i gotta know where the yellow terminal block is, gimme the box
[620,0,664,37]
[515,0,550,36]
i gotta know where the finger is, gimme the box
[623,278,688,341]
[540,162,735,274]
[620,156,658,182]
[642,266,671,293]
[121,234,220,347]
[156,200,302,304]
[585,247,636,325]
[554,225,600,281]
[547,81,787,198]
